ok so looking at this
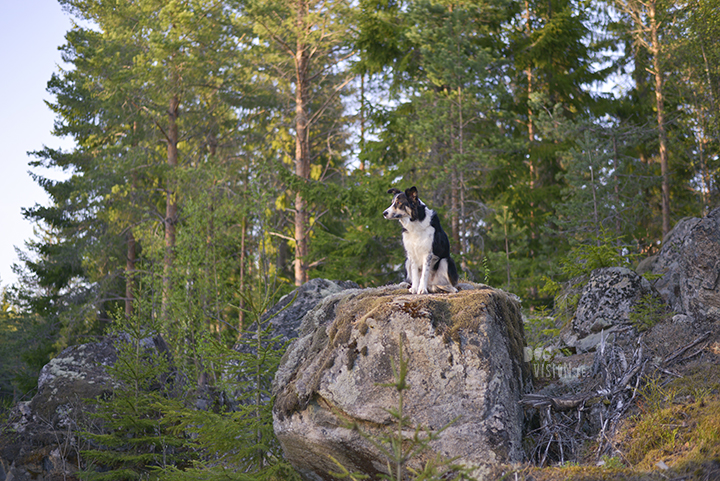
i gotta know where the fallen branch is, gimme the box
[662,331,712,367]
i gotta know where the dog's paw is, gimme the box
[417,287,429,295]
[398,281,411,289]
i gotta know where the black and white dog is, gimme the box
[383,186,459,294]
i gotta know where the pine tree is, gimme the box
[613,0,674,233]
[79,313,185,481]
[242,0,357,286]
[355,0,512,280]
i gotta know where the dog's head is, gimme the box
[383,186,422,221]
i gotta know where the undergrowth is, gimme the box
[619,366,720,470]
[628,294,668,332]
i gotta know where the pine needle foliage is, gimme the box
[79,313,185,481]
[156,287,301,481]
[559,229,635,279]
[628,293,668,332]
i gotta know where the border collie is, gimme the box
[383,186,459,294]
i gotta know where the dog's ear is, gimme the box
[405,186,418,203]
[387,188,402,195]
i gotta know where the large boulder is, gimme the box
[563,267,654,353]
[650,207,720,322]
[272,285,531,481]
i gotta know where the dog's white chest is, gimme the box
[401,217,434,265]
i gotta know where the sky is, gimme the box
[0,0,74,288]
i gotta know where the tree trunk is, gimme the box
[451,167,460,254]
[525,0,537,259]
[125,230,136,318]
[449,90,459,255]
[612,134,621,236]
[239,215,247,332]
[700,43,714,214]
[649,0,670,235]
[162,94,180,319]
[293,0,310,287]
[504,221,511,290]
[450,86,463,256]
[359,74,366,171]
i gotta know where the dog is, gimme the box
[383,186,459,294]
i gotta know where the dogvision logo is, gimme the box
[524,346,589,380]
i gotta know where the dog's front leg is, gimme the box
[416,254,433,294]
[408,259,421,294]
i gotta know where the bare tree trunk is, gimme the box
[525,0,535,154]
[700,43,718,123]
[295,0,310,286]
[460,171,468,271]
[612,134,622,236]
[699,135,710,214]
[700,44,714,214]
[590,165,600,243]
[450,86,463,256]
[162,94,180,319]
[525,0,537,261]
[504,221,511,290]
[359,74,366,171]
[294,2,310,287]
[649,0,670,235]
[239,216,247,331]
[125,230,136,318]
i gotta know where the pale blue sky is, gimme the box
[0,0,74,287]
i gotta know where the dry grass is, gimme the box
[617,364,720,471]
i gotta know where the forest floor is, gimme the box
[504,317,720,481]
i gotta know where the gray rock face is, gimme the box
[29,340,119,427]
[563,267,653,353]
[573,267,653,337]
[272,285,530,481]
[651,217,702,313]
[259,278,360,342]
[650,207,720,322]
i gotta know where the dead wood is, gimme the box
[521,329,716,466]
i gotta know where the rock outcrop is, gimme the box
[272,284,531,481]
[648,207,720,322]
[247,278,360,344]
[0,335,167,481]
[562,267,654,353]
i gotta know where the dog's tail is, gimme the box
[447,256,459,286]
